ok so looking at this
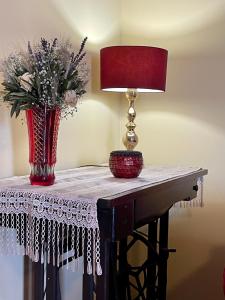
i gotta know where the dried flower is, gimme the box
[64,90,78,107]
[0,37,89,118]
[18,72,34,92]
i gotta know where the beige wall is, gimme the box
[121,0,225,299]
[0,0,121,299]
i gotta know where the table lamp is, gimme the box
[100,46,168,177]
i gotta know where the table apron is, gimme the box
[134,177,198,227]
[98,177,198,240]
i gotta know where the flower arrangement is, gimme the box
[0,37,89,117]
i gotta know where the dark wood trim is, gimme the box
[147,220,158,299]
[96,239,111,300]
[158,212,169,300]
[46,263,61,300]
[31,261,44,300]
[24,256,31,300]
[98,169,207,207]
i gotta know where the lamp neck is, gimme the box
[123,89,138,151]
[126,89,138,102]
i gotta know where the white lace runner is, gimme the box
[0,165,203,275]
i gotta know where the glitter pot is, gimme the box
[109,150,143,178]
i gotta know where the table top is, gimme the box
[0,166,207,213]
[98,168,207,208]
[96,168,207,239]
[0,166,207,231]
[0,165,208,275]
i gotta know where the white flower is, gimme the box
[64,90,78,107]
[18,72,34,92]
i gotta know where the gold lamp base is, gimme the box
[123,89,138,151]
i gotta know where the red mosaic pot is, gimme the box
[109,150,143,178]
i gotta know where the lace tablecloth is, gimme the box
[0,165,202,275]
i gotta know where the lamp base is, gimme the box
[109,150,143,178]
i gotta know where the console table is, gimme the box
[93,167,207,300]
[0,166,207,300]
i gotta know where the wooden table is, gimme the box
[25,168,207,300]
[92,168,207,300]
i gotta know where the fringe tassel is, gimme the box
[10,215,15,255]
[66,224,69,270]
[57,222,60,268]
[47,220,51,264]
[52,221,56,267]
[16,214,20,255]
[61,223,64,267]
[199,176,204,207]
[82,227,85,274]
[76,227,80,271]
[20,214,25,255]
[173,176,204,209]
[0,214,102,276]
[71,225,75,271]
[34,219,40,262]
[26,214,30,256]
[87,229,92,275]
[96,228,102,276]
[32,217,36,261]
[41,219,46,264]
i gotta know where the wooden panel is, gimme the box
[134,177,198,226]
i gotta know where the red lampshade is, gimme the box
[100,46,168,93]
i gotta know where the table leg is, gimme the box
[24,255,61,300]
[24,256,32,300]
[118,238,130,300]
[46,263,61,300]
[147,220,158,300]
[111,241,120,300]
[96,239,119,300]
[83,239,94,300]
[158,211,169,300]
[24,259,44,300]
[96,239,110,300]
[83,272,94,300]
[32,261,44,300]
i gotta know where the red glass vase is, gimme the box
[26,107,61,186]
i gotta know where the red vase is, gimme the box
[26,107,61,186]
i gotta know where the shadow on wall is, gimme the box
[168,246,225,300]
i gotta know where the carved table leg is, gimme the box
[46,262,61,300]
[96,239,119,300]
[24,252,61,300]
[158,211,169,300]
[24,258,44,300]
[118,238,130,300]
[83,237,94,300]
[147,220,158,300]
